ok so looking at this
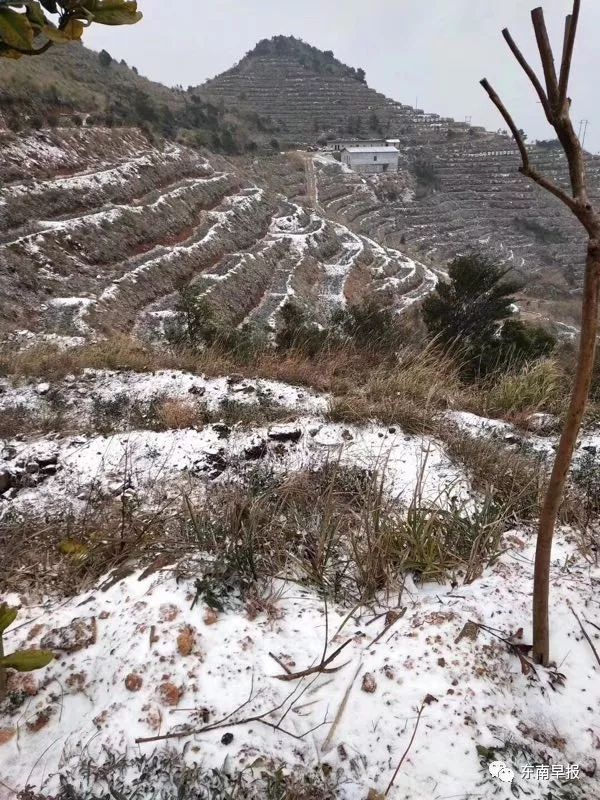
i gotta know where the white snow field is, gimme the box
[1,530,598,799]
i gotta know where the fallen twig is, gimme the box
[321,660,362,754]
[469,620,538,678]
[273,638,353,681]
[370,608,406,646]
[572,607,600,668]
[384,700,426,796]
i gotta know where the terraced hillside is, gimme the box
[201,35,472,144]
[0,127,436,343]
[202,36,600,310]
[313,145,600,310]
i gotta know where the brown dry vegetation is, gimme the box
[0,461,507,602]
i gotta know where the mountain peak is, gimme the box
[239,35,367,84]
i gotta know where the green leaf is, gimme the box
[62,18,84,39]
[85,1,142,26]
[0,649,54,672]
[0,8,34,50]
[43,23,71,42]
[59,539,89,558]
[26,1,47,28]
[0,604,18,634]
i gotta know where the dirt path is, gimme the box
[301,152,324,214]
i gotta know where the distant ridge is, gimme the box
[200,34,475,145]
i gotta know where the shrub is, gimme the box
[331,297,404,354]
[422,254,555,377]
[275,301,329,356]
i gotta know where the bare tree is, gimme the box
[481,0,599,666]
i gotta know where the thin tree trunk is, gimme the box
[533,240,600,664]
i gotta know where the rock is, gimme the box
[244,439,268,460]
[583,445,597,456]
[267,425,302,443]
[26,706,54,733]
[204,450,227,477]
[25,461,40,474]
[158,681,183,707]
[36,453,58,469]
[203,608,219,625]
[361,673,377,693]
[35,382,50,395]
[437,657,446,668]
[232,384,256,394]
[525,412,559,433]
[212,423,231,439]
[176,625,196,656]
[221,732,234,745]
[227,374,244,385]
[341,429,354,441]
[40,616,97,653]
[0,728,16,746]
[125,673,143,692]
[0,469,13,495]
[188,384,206,397]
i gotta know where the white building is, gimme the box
[329,138,385,152]
[341,146,399,174]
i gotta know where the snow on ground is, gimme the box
[1,529,598,798]
[444,410,600,463]
[1,418,470,520]
[0,369,327,417]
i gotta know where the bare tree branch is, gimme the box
[502,28,552,123]
[531,7,560,108]
[480,78,579,214]
[480,79,529,166]
[558,0,581,107]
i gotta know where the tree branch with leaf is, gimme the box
[0,0,142,59]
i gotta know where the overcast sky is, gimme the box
[87,0,600,152]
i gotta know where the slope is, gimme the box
[0,42,275,153]
[202,36,600,308]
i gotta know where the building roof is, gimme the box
[344,146,400,154]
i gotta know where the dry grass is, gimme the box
[327,344,474,433]
[483,359,568,419]
[155,398,203,430]
[434,425,589,523]
[2,460,507,601]
[0,335,369,395]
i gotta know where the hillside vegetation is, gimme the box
[0,42,275,153]
[202,35,600,306]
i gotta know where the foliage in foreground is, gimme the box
[0,604,53,701]
[17,749,336,800]
[0,1,141,59]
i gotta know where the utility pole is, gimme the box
[579,119,589,148]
